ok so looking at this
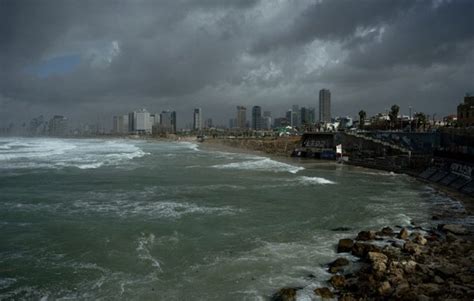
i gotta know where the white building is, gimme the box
[128,109,151,134]
[193,108,202,131]
[112,114,129,134]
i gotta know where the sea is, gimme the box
[0,137,459,300]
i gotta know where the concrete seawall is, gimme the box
[205,137,300,157]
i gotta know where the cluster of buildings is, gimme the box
[24,115,68,136]
[112,109,177,135]
[228,89,332,131]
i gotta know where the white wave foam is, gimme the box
[212,158,304,174]
[0,138,148,170]
[178,141,199,151]
[297,176,336,185]
[136,233,162,271]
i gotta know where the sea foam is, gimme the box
[212,157,304,174]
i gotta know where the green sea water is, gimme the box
[0,137,450,300]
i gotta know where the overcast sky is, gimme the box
[1,0,473,128]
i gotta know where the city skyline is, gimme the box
[1,0,473,128]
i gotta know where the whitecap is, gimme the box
[212,158,304,174]
[296,176,336,185]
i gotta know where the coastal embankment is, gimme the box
[202,136,474,300]
[203,137,300,157]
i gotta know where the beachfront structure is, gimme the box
[319,89,331,123]
[236,106,247,129]
[193,108,202,131]
[457,94,474,127]
[252,106,262,130]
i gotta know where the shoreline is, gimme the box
[199,137,474,300]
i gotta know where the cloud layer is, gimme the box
[1,0,473,127]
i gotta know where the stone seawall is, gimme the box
[206,137,300,157]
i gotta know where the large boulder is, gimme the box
[378,281,392,296]
[356,230,376,241]
[403,241,422,255]
[352,242,382,258]
[368,251,388,274]
[328,257,350,273]
[314,287,334,299]
[337,238,354,253]
[330,275,346,289]
[271,288,297,301]
[398,228,409,240]
[441,224,469,235]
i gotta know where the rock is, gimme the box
[330,275,346,289]
[331,227,351,231]
[352,242,382,258]
[417,283,440,296]
[339,293,357,301]
[328,257,350,273]
[417,294,431,301]
[435,263,456,277]
[382,245,401,258]
[337,238,354,253]
[401,260,417,274]
[433,275,444,284]
[398,228,409,240]
[413,233,428,245]
[368,251,388,273]
[381,226,394,236]
[356,230,376,241]
[271,288,297,301]
[314,287,334,299]
[442,224,469,235]
[393,281,410,299]
[446,232,459,242]
[378,281,391,296]
[403,241,422,255]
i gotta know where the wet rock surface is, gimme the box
[272,223,474,300]
[331,225,473,300]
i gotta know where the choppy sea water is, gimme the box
[0,137,457,300]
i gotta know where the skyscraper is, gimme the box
[236,106,247,129]
[319,89,331,123]
[251,106,262,130]
[292,105,300,127]
[193,108,202,131]
[171,111,177,133]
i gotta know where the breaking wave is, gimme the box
[212,157,304,174]
[0,138,148,170]
[296,176,336,185]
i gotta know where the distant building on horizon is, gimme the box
[251,106,262,130]
[128,109,151,134]
[263,111,272,129]
[48,115,68,136]
[112,114,129,134]
[193,108,202,131]
[236,106,247,129]
[319,89,331,123]
[457,94,474,127]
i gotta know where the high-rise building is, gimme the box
[113,115,129,134]
[251,106,262,130]
[292,105,300,127]
[308,107,316,124]
[236,106,247,129]
[319,89,331,123]
[263,111,272,129]
[134,109,151,134]
[171,111,177,133]
[205,118,213,128]
[48,115,68,136]
[193,108,202,131]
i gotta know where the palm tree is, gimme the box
[358,110,366,130]
[414,112,427,131]
[389,105,400,129]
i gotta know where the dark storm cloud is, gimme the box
[0,0,473,127]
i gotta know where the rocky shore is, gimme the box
[272,223,474,300]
